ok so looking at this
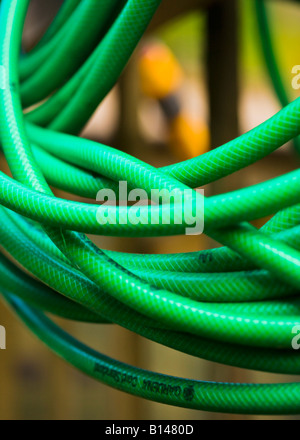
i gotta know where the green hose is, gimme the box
[255,0,300,153]
[20,0,123,107]
[1,0,300,415]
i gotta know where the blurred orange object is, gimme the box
[139,42,184,99]
[170,114,210,160]
[139,41,210,159]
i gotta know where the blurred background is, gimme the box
[0,0,300,420]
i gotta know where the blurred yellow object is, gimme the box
[139,43,183,99]
[139,41,210,160]
[169,114,210,160]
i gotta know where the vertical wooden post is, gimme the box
[206,0,244,420]
[207,0,239,148]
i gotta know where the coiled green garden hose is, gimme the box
[1,0,300,415]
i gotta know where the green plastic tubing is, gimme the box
[255,0,300,152]
[20,0,124,107]
[19,0,83,81]
[1,0,300,415]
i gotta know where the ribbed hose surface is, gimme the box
[0,0,300,415]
